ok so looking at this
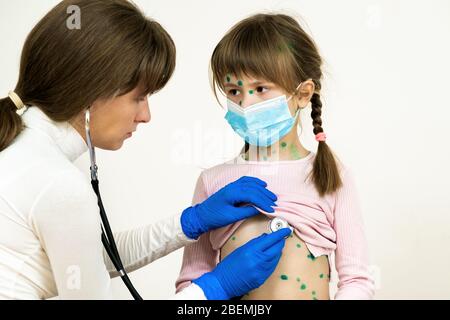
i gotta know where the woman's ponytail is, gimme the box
[0,94,26,152]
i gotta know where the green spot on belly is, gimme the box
[307,254,316,261]
[231,236,236,241]
[319,273,324,279]
[300,283,307,290]
[296,243,301,248]
[280,274,288,280]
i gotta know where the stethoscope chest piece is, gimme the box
[268,217,293,237]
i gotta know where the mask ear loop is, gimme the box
[289,80,312,137]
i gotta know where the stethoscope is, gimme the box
[85,108,143,300]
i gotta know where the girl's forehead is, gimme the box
[225,73,270,84]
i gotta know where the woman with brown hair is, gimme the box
[0,0,290,300]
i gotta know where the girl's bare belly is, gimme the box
[220,215,330,300]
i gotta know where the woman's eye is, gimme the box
[256,86,268,93]
[228,89,241,96]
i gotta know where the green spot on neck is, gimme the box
[231,236,236,241]
[280,274,288,280]
[296,243,301,248]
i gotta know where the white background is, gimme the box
[1,0,449,299]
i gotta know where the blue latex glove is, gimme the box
[181,176,277,240]
[192,228,291,300]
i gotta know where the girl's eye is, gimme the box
[256,86,268,93]
[228,89,241,96]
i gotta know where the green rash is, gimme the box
[319,273,324,279]
[237,80,243,86]
[296,243,301,248]
[300,284,307,290]
[249,90,254,95]
[289,143,302,160]
[280,275,288,280]
[307,254,316,261]
[231,236,236,241]
[280,141,287,148]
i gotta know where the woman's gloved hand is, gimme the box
[192,228,291,300]
[181,176,277,239]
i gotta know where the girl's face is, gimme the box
[224,74,301,117]
[71,85,151,151]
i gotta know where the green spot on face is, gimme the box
[226,75,231,82]
[296,243,301,248]
[281,142,287,148]
[249,90,254,95]
[319,273,324,279]
[300,284,307,290]
[312,291,316,295]
[280,274,288,280]
[231,236,236,241]
[237,80,243,86]
[296,277,300,282]
[307,254,316,261]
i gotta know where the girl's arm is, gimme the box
[175,173,220,293]
[332,168,375,299]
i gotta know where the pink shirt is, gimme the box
[176,152,375,299]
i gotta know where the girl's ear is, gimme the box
[295,79,315,109]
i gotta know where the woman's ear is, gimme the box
[295,79,315,109]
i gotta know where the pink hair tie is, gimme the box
[315,132,327,142]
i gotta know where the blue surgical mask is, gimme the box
[225,84,302,147]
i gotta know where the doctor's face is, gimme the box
[76,86,151,151]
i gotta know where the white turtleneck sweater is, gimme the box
[0,106,206,300]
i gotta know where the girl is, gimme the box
[176,13,375,300]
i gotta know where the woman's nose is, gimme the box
[137,99,151,123]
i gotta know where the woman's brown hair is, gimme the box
[0,0,175,152]
[210,13,342,197]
